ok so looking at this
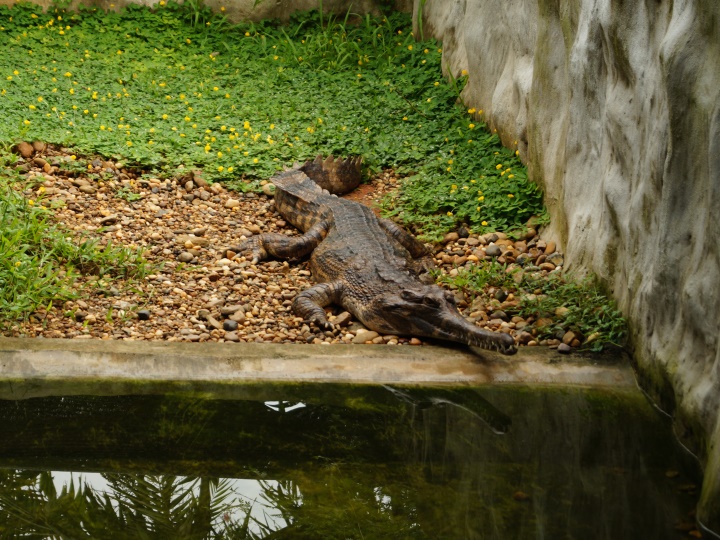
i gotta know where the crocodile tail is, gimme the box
[300,155,363,195]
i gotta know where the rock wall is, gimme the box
[0,0,411,21]
[412,0,720,533]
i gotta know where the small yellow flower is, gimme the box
[69,88,74,94]
[83,109,89,114]
[496,164,503,170]
[516,150,520,156]
[37,96,43,102]
[245,32,250,37]
[220,6,225,11]
[424,49,429,53]
[28,200,35,206]
[481,221,488,226]
[407,45,413,51]
[468,108,476,114]
[461,69,469,76]
[217,166,224,172]
[434,81,440,86]
[508,174,515,179]
[508,194,514,198]
[126,141,133,146]
[446,211,453,217]
[253,158,259,163]
[184,116,190,121]
[213,86,219,91]
[28,104,36,110]
[186,39,191,44]
[162,114,168,120]
[14,261,21,267]
[478,196,484,201]
[23,119,30,125]
[227,167,234,172]
[64,72,71,77]
[217,151,223,157]
[468,123,475,129]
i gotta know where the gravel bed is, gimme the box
[5,143,572,350]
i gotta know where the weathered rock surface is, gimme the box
[414,0,720,531]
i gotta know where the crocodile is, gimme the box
[233,156,517,355]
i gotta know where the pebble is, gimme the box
[224,199,241,208]
[15,141,34,159]
[443,232,459,243]
[352,330,379,344]
[223,320,239,332]
[485,244,502,257]
[137,309,151,321]
[333,311,353,327]
[177,252,194,263]
[557,343,572,354]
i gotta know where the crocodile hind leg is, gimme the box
[232,220,329,264]
[379,218,429,258]
[378,218,436,280]
[292,281,345,330]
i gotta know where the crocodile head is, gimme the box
[368,285,517,355]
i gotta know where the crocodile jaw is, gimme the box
[423,311,517,355]
[367,287,518,355]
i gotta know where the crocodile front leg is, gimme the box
[292,281,344,330]
[232,220,329,264]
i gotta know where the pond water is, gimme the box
[0,384,700,539]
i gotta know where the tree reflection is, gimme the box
[0,470,278,539]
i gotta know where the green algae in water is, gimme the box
[0,384,701,539]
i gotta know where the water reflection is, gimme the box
[0,384,702,539]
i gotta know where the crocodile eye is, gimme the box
[444,291,457,305]
[423,296,440,308]
[401,290,424,303]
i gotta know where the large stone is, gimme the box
[415,0,720,530]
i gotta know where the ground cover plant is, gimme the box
[0,1,544,238]
[435,263,626,352]
[0,2,625,348]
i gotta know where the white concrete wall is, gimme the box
[412,0,720,532]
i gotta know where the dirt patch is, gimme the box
[4,144,573,352]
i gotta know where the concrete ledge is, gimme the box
[0,338,635,398]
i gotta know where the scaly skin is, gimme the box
[233,158,517,355]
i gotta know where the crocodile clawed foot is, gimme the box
[307,316,336,333]
[230,237,267,265]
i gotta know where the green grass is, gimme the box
[436,262,627,351]
[0,1,545,240]
[0,160,150,327]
